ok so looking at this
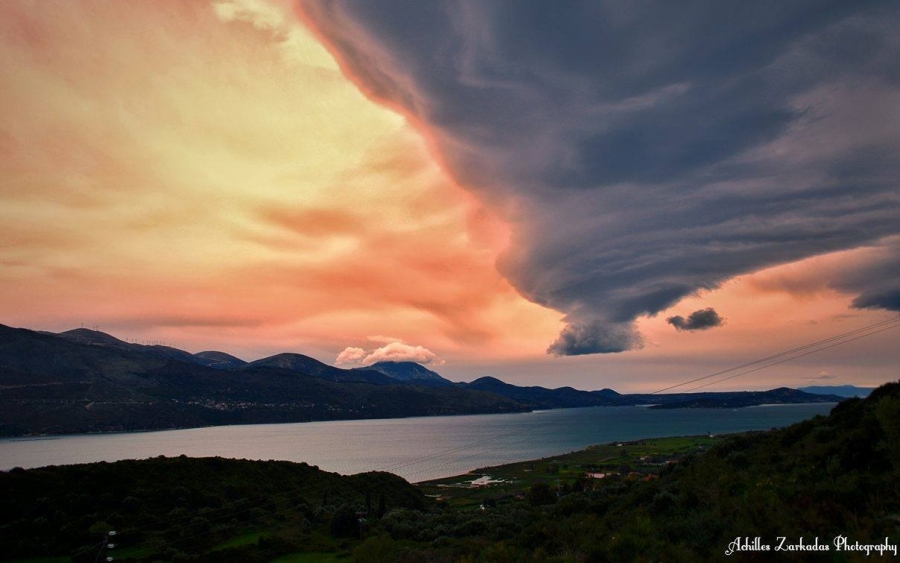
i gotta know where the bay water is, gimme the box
[0,404,833,482]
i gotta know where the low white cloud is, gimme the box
[334,341,442,366]
[364,342,442,365]
[334,346,367,365]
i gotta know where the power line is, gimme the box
[650,315,900,395]
[682,322,900,393]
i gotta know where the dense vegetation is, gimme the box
[3,381,898,561]
[414,383,900,561]
[1,456,425,562]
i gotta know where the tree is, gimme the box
[329,504,359,538]
[377,492,386,519]
[527,483,556,506]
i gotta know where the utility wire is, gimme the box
[650,316,900,395]
[682,322,900,393]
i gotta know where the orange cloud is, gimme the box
[261,207,366,238]
[0,0,561,362]
[4,0,895,395]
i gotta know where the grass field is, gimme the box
[416,434,726,510]
[210,529,266,551]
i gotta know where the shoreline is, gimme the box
[0,403,834,477]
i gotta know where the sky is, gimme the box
[1,0,898,392]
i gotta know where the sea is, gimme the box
[0,403,833,483]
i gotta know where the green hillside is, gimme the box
[403,381,900,561]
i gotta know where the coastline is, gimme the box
[0,403,834,479]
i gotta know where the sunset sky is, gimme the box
[1,0,898,392]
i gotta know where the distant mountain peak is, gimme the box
[193,351,247,369]
[246,353,336,377]
[247,353,397,384]
[362,361,453,387]
[249,352,326,369]
[56,328,200,363]
[471,376,504,385]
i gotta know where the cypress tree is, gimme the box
[377,492,386,519]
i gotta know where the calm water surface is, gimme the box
[0,404,833,482]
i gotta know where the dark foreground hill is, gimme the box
[0,456,425,561]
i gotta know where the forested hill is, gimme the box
[0,456,426,561]
[0,324,526,436]
[567,380,900,559]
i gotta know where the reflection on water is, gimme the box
[0,404,833,482]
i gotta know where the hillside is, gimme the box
[646,386,841,408]
[467,375,842,410]
[192,351,247,369]
[359,361,454,387]
[467,376,626,408]
[571,382,900,559]
[246,353,396,384]
[799,384,874,398]
[370,381,900,560]
[0,324,525,436]
[0,456,426,561]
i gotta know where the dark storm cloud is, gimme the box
[836,238,900,313]
[853,290,900,312]
[547,319,643,356]
[667,308,725,332]
[300,0,900,354]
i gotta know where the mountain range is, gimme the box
[0,323,844,436]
